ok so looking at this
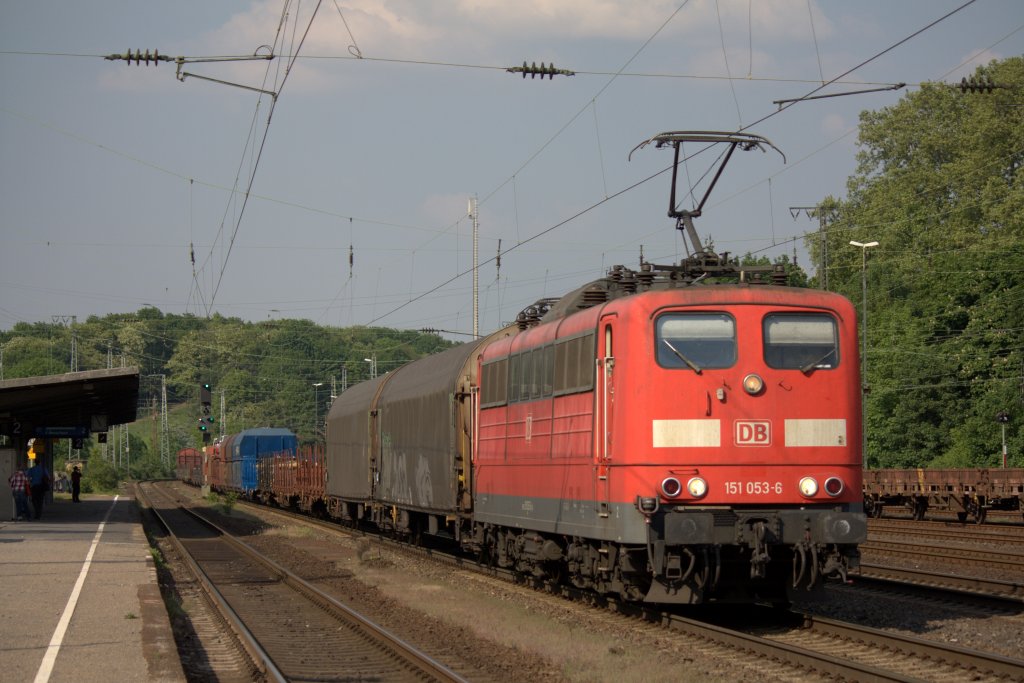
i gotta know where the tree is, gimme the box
[806,58,1024,468]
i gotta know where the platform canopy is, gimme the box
[0,367,139,440]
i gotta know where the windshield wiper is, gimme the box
[663,340,702,374]
[800,348,836,375]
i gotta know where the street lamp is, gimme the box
[312,382,324,442]
[849,240,878,466]
[363,354,377,379]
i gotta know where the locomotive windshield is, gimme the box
[655,313,736,370]
[763,313,838,371]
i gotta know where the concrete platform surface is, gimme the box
[0,494,184,682]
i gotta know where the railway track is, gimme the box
[855,562,1024,601]
[859,517,1024,601]
[868,518,1024,544]
[138,481,468,683]
[181,485,1024,683]
[859,537,1024,574]
[752,611,1024,682]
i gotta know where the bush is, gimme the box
[83,453,120,493]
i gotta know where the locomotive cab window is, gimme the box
[655,313,736,370]
[763,314,838,371]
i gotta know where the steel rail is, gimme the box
[184,506,471,683]
[860,538,1024,572]
[799,613,1024,681]
[856,562,1024,601]
[138,483,286,683]
[868,518,1024,543]
[145,482,470,683]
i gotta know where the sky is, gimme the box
[1,0,1022,341]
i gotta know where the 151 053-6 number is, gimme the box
[724,481,783,495]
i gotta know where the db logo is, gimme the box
[735,420,771,446]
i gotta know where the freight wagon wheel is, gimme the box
[956,512,968,523]
[911,499,927,521]
[965,496,988,525]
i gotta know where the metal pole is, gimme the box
[849,240,878,466]
[469,196,479,340]
[160,376,170,466]
[860,248,868,377]
[312,382,323,442]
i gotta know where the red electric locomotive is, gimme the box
[475,272,865,604]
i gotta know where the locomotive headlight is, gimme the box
[824,477,844,497]
[798,476,818,497]
[742,373,765,395]
[661,477,682,498]
[686,477,708,499]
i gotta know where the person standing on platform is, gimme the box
[8,468,31,521]
[26,460,51,520]
[71,466,82,503]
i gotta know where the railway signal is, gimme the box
[200,382,213,442]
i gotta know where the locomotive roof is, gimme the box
[533,263,803,326]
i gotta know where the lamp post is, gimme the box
[849,240,878,465]
[364,354,377,379]
[312,382,323,442]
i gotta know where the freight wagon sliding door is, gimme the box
[376,345,476,513]
[324,378,383,502]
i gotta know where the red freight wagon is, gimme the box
[176,447,202,486]
[270,445,326,511]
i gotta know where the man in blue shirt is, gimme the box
[26,460,50,520]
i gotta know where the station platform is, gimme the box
[0,494,184,682]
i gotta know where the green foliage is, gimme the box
[130,452,174,480]
[82,451,120,493]
[220,492,238,515]
[1,309,455,455]
[805,57,1024,468]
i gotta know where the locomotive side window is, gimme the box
[763,314,838,371]
[541,345,554,397]
[508,354,521,403]
[655,313,736,370]
[480,358,508,408]
[554,332,596,395]
[500,345,557,404]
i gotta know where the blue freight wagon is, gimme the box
[222,428,297,495]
